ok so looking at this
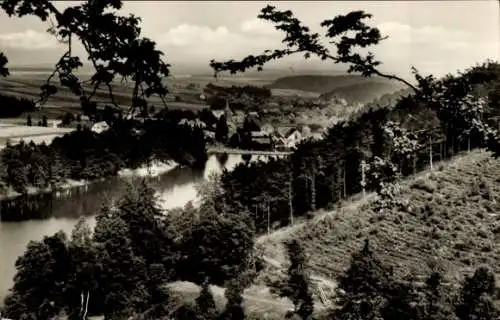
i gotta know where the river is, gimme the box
[0,153,275,305]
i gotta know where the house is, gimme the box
[301,125,312,137]
[275,127,292,138]
[204,130,215,141]
[311,132,323,141]
[232,110,245,124]
[248,111,260,118]
[284,128,302,149]
[178,118,207,128]
[211,110,225,120]
[261,123,275,135]
[271,133,287,151]
[50,120,62,128]
[250,131,273,149]
[91,121,110,134]
[125,109,141,120]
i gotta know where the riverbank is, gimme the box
[0,160,179,202]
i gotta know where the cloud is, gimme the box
[373,22,498,76]
[158,24,235,47]
[0,30,60,50]
[240,18,276,35]
[377,22,472,45]
[157,23,283,62]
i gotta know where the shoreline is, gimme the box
[0,160,179,202]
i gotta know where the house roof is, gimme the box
[286,127,299,137]
[250,131,269,138]
[275,127,291,137]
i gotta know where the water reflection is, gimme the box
[0,154,251,305]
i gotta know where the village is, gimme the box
[181,98,328,152]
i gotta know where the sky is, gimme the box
[0,1,498,79]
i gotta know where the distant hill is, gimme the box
[267,74,408,104]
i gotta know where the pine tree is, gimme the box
[196,281,217,320]
[332,239,395,320]
[277,239,314,320]
[455,266,499,320]
[219,278,245,320]
[115,180,175,268]
[418,271,457,320]
[215,115,229,143]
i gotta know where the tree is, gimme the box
[178,205,255,285]
[455,266,499,320]
[42,115,48,127]
[0,52,8,77]
[215,115,229,143]
[228,133,241,148]
[332,239,395,320]
[26,114,32,126]
[3,231,71,320]
[242,115,260,132]
[219,278,246,320]
[92,209,151,319]
[196,171,227,214]
[113,180,175,268]
[417,271,457,320]
[274,240,314,320]
[196,281,217,320]
[66,218,99,319]
[0,0,170,117]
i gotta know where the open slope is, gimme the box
[256,150,500,301]
[267,74,407,104]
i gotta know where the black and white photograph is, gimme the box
[0,0,499,319]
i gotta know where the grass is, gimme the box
[167,281,292,320]
[0,123,75,148]
[256,149,500,306]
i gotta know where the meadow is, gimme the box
[255,149,500,305]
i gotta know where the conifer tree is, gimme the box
[219,278,246,320]
[196,281,217,320]
[277,239,314,320]
[418,271,457,320]
[455,267,499,320]
[332,239,395,320]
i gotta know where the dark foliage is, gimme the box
[0,94,35,117]
[455,267,499,320]
[215,115,229,143]
[277,240,314,320]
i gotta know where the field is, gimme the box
[256,149,500,303]
[0,123,74,147]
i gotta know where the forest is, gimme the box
[1,0,500,319]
